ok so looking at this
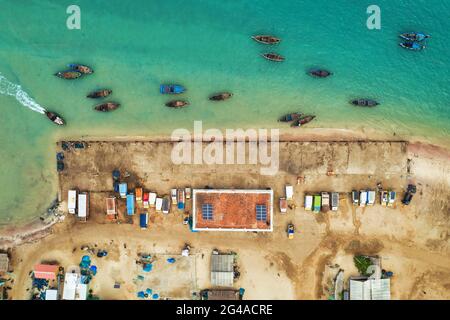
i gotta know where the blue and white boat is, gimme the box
[399,32,430,42]
[160,84,186,94]
[399,41,426,51]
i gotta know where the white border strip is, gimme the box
[192,189,273,232]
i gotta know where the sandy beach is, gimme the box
[1,130,449,300]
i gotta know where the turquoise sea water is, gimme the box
[0,0,449,224]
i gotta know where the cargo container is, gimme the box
[126,194,135,216]
[106,197,116,215]
[140,213,148,229]
[171,189,177,204]
[359,191,367,207]
[381,191,388,206]
[304,195,313,211]
[313,195,321,213]
[388,191,396,207]
[149,192,157,207]
[162,197,170,214]
[177,189,185,210]
[77,192,89,222]
[119,183,127,198]
[331,192,339,211]
[68,190,77,214]
[135,188,143,204]
[279,198,287,213]
[185,188,191,200]
[352,191,359,206]
[367,191,376,206]
[321,192,330,212]
[155,198,163,212]
[286,185,294,201]
[143,193,149,209]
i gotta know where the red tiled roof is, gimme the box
[193,190,272,231]
[34,264,59,280]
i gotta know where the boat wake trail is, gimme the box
[0,72,46,114]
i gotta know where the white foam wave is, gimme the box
[0,72,46,114]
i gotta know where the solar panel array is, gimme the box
[256,204,267,221]
[202,204,213,220]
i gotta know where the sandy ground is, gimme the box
[3,139,450,300]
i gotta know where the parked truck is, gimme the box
[388,191,397,207]
[280,198,287,213]
[367,191,376,206]
[359,191,367,207]
[352,190,359,206]
[304,195,313,211]
[331,192,339,211]
[321,192,330,212]
[313,195,321,213]
[402,184,416,205]
[68,190,77,214]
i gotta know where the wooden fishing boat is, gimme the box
[278,112,303,122]
[165,100,189,108]
[308,69,333,78]
[252,35,281,45]
[209,92,233,101]
[68,64,94,74]
[350,99,379,107]
[55,70,82,80]
[291,115,316,128]
[261,53,285,62]
[94,102,120,112]
[399,41,426,51]
[87,89,112,99]
[45,111,65,126]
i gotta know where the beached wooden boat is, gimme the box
[252,35,281,45]
[291,115,316,128]
[278,112,303,122]
[209,92,233,101]
[68,64,94,74]
[87,89,112,99]
[45,111,65,126]
[165,100,189,108]
[308,69,333,78]
[94,102,120,112]
[350,99,379,107]
[261,53,285,62]
[55,70,82,80]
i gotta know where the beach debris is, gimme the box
[167,258,176,264]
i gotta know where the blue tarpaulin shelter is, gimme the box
[167,258,176,264]
[143,264,153,272]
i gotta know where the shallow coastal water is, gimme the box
[0,0,449,224]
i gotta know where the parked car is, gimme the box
[402,184,417,205]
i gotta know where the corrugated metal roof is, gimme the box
[0,254,8,273]
[211,254,234,272]
[211,254,234,287]
[211,271,234,287]
[350,279,390,300]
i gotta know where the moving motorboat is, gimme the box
[45,111,65,125]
